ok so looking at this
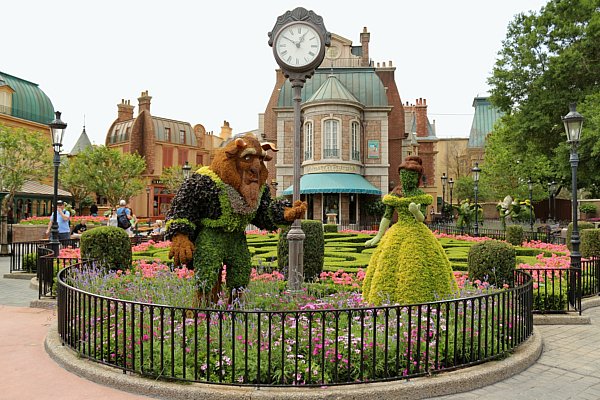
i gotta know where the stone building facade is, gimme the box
[105,91,229,218]
[259,28,439,228]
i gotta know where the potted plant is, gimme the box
[579,204,597,220]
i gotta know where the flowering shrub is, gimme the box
[318,269,365,288]
[59,247,81,260]
[20,215,107,225]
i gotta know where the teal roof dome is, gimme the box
[0,72,55,124]
[305,74,361,105]
[277,68,388,108]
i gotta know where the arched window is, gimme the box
[323,119,339,158]
[304,121,313,160]
[351,121,360,161]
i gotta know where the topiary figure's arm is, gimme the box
[251,190,306,231]
[365,205,394,247]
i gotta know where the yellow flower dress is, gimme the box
[362,193,458,305]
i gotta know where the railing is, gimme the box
[323,149,339,158]
[427,223,565,244]
[57,264,533,387]
[519,266,581,314]
[9,238,80,273]
[36,244,82,299]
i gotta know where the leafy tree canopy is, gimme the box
[67,146,146,207]
[0,124,52,214]
[161,163,201,194]
[487,0,600,196]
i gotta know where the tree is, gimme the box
[60,156,92,213]
[70,146,146,207]
[487,0,600,194]
[0,124,52,216]
[161,163,200,194]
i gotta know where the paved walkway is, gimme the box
[1,256,600,399]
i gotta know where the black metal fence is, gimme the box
[57,264,533,387]
[9,239,80,273]
[427,223,565,245]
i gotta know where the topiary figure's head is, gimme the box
[394,155,424,194]
[210,134,277,208]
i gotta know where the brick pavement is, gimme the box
[1,255,600,399]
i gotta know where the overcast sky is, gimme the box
[3,0,548,152]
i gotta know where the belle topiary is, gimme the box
[278,220,324,281]
[80,226,132,270]
[468,240,516,287]
[362,156,457,305]
[580,229,600,258]
[505,225,524,246]
[566,221,595,251]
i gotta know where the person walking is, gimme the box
[89,203,98,217]
[107,208,118,227]
[45,200,71,241]
[117,200,133,235]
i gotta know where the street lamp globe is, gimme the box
[49,111,67,152]
[182,161,191,180]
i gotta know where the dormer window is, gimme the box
[179,129,186,144]
[165,127,171,142]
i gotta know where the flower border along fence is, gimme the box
[57,262,534,387]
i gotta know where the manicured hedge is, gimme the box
[506,225,524,246]
[468,240,516,287]
[566,221,595,250]
[278,220,325,281]
[81,226,132,270]
[581,229,600,258]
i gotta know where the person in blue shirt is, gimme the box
[45,200,71,241]
[117,199,133,235]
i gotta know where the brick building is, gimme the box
[105,91,230,218]
[258,28,439,228]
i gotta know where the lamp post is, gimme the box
[527,178,534,233]
[472,163,481,237]
[562,102,584,308]
[146,186,151,218]
[448,178,454,221]
[441,173,447,221]
[48,111,67,257]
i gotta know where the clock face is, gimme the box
[274,22,322,70]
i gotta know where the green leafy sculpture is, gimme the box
[497,195,534,230]
[166,134,305,303]
[455,199,482,231]
[362,156,458,305]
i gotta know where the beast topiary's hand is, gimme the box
[168,233,195,266]
[284,200,307,221]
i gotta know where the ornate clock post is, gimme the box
[269,7,330,290]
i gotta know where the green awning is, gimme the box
[282,173,382,195]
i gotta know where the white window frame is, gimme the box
[323,118,340,159]
[351,121,360,161]
[304,121,313,160]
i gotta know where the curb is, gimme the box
[3,272,35,280]
[45,325,542,400]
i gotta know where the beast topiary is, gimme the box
[566,222,595,251]
[468,240,516,287]
[278,220,324,281]
[505,225,524,246]
[581,229,600,258]
[80,226,132,270]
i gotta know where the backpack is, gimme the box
[117,211,131,229]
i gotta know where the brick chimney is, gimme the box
[117,99,134,122]
[415,98,428,137]
[360,27,370,67]
[138,90,152,114]
[220,120,232,141]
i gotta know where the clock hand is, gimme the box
[282,35,298,45]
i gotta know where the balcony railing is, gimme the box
[351,150,361,161]
[323,148,339,158]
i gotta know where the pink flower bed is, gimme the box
[131,240,172,252]
[318,269,365,288]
